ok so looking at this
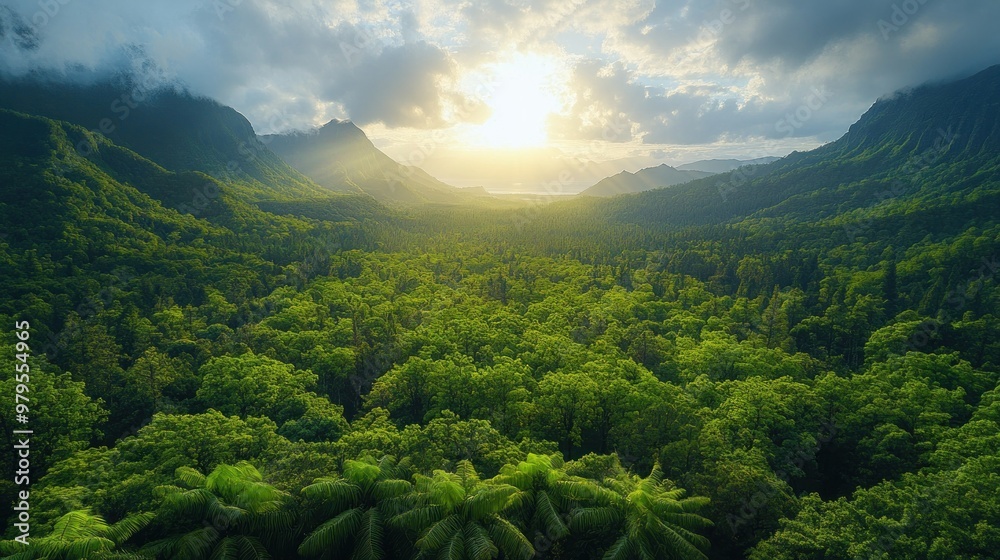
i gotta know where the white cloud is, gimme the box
[0,0,997,149]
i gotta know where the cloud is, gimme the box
[0,0,470,131]
[0,0,997,148]
[549,58,845,145]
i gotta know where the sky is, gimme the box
[1,0,998,192]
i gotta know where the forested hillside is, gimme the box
[2,66,1000,560]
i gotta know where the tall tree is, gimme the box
[144,463,291,560]
[570,463,713,560]
[392,461,534,560]
[298,456,412,560]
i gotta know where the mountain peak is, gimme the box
[262,119,484,205]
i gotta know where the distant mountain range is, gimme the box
[676,157,781,174]
[579,158,782,197]
[262,121,487,205]
[579,164,714,197]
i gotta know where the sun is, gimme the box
[465,53,567,149]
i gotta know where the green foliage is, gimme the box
[569,463,713,560]
[299,456,412,560]
[0,510,153,560]
[143,462,291,560]
[4,69,1000,559]
[392,460,535,560]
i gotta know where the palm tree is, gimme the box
[143,462,291,560]
[392,460,534,560]
[0,509,153,560]
[569,463,713,560]
[493,453,582,546]
[297,455,413,560]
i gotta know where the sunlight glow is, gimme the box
[465,53,568,149]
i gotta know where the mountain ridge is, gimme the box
[0,77,331,201]
[676,157,782,173]
[599,64,1000,228]
[579,163,714,197]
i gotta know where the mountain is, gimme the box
[0,77,331,201]
[676,157,781,174]
[602,64,1000,230]
[0,106,384,318]
[262,120,488,205]
[579,164,715,197]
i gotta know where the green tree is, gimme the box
[144,463,290,560]
[195,353,316,421]
[393,461,534,560]
[570,463,713,560]
[298,456,412,560]
[493,453,588,549]
[0,510,153,560]
[532,372,598,457]
[123,348,184,407]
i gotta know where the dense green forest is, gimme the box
[2,66,1000,560]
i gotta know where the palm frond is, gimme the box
[344,460,381,487]
[163,488,215,518]
[176,467,208,489]
[602,535,635,560]
[569,506,621,532]
[353,507,384,560]
[208,536,237,560]
[51,510,109,542]
[170,526,219,560]
[232,536,269,560]
[534,491,569,540]
[462,524,497,560]
[298,508,363,557]
[648,516,710,560]
[466,486,516,520]
[301,479,361,511]
[104,512,155,545]
[56,536,116,559]
[372,479,411,501]
[414,516,462,551]
[486,516,533,560]
[453,461,480,488]
[439,531,464,560]
[392,506,443,533]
